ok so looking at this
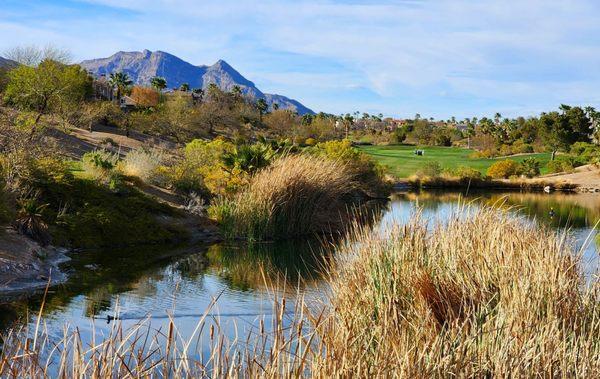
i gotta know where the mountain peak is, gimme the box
[80,50,314,114]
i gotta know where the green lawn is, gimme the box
[358,145,552,178]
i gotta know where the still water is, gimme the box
[1,190,599,357]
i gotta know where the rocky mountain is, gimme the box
[80,50,314,115]
[0,57,17,69]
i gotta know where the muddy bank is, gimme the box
[0,229,70,299]
[0,217,222,300]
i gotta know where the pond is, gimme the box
[1,190,599,362]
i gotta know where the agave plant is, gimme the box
[221,144,275,175]
[14,197,50,246]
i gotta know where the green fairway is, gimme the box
[358,145,552,178]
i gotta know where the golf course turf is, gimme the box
[358,145,552,178]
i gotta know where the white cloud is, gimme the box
[2,0,600,116]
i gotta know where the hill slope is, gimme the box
[0,57,17,69]
[80,50,314,115]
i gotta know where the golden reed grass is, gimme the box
[1,205,598,377]
[210,154,359,240]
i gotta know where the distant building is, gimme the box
[454,123,468,132]
[119,95,138,110]
[390,119,408,128]
[92,75,114,101]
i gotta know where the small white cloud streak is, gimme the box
[1,0,600,116]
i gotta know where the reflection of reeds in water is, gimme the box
[2,205,597,377]
[207,200,387,291]
[206,239,336,292]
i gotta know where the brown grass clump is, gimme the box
[317,206,599,377]
[210,154,361,240]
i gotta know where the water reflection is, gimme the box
[1,191,598,354]
[392,190,600,229]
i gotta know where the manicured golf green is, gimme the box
[358,145,552,178]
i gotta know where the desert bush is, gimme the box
[120,148,164,182]
[450,165,483,180]
[209,154,359,241]
[13,195,50,246]
[512,139,534,154]
[81,150,120,184]
[313,139,389,197]
[469,148,496,159]
[519,157,541,178]
[304,137,317,146]
[416,161,443,177]
[486,159,520,178]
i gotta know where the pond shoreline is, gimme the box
[0,229,70,299]
[395,177,581,192]
[0,218,223,301]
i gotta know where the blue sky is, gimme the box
[1,0,600,119]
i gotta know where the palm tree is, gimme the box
[494,112,502,125]
[179,83,190,92]
[150,76,167,92]
[108,72,132,101]
[231,85,242,96]
[256,98,268,121]
[192,88,204,104]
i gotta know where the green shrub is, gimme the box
[469,149,496,159]
[512,140,534,154]
[519,157,541,178]
[547,160,569,173]
[451,166,483,180]
[0,181,11,226]
[313,139,389,197]
[499,144,513,156]
[81,150,120,184]
[304,137,317,146]
[416,161,443,178]
[487,160,520,179]
[570,142,600,164]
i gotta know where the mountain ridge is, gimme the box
[80,50,314,115]
[0,57,17,69]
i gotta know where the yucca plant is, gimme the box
[14,196,50,246]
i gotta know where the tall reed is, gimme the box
[210,154,359,241]
[315,205,600,376]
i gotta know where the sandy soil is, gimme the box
[541,164,600,192]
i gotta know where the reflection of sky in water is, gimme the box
[3,191,599,368]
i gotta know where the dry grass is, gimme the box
[210,154,360,241]
[2,205,599,377]
[317,205,600,376]
[119,148,164,182]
